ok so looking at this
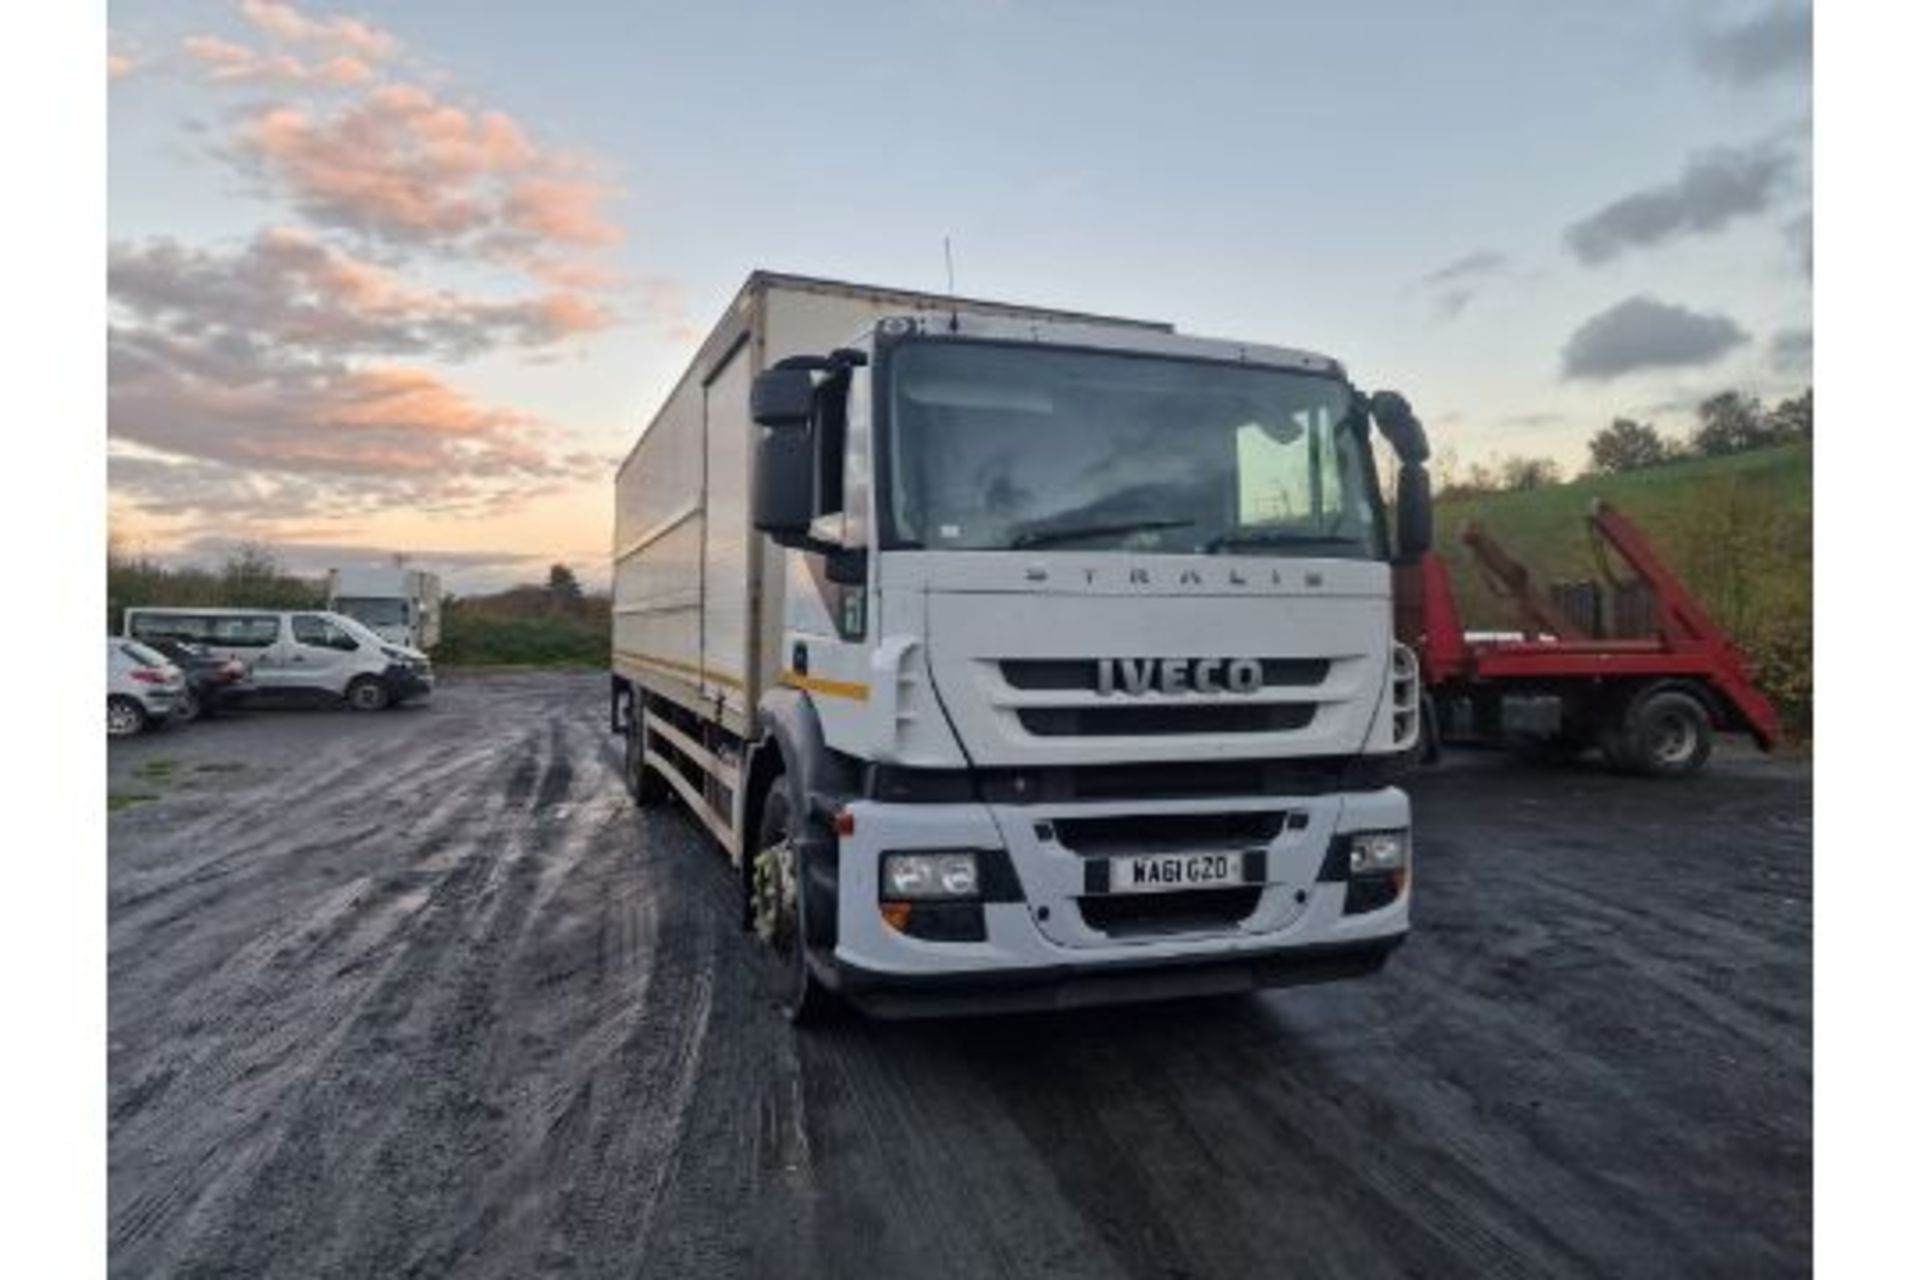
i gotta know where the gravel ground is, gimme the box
[107,671,1811,1279]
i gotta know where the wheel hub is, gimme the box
[1651,714,1697,764]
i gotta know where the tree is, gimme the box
[1689,391,1770,457]
[547,563,584,612]
[1587,418,1669,475]
[1768,389,1812,442]
[1499,455,1561,492]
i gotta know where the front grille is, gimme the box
[1000,657,1331,691]
[1078,888,1262,938]
[1052,811,1291,856]
[1017,703,1317,737]
[864,756,1397,804]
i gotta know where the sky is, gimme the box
[106,0,1812,592]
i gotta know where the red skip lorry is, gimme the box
[1396,499,1782,777]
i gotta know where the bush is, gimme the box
[1667,474,1812,738]
[434,608,608,667]
[106,542,322,632]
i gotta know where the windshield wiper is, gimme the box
[1010,517,1195,550]
[1204,528,1362,553]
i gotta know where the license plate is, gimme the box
[1107,851,1245,894]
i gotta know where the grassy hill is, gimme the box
[1432,442,1812,736]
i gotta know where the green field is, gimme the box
[1432,442,1813,736]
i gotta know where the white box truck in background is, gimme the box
[611,271,1434,1020]
[327,566,443,650]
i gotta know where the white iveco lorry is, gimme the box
[326,566,443,650]
[612,272,1433,1020]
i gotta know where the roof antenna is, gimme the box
[943,235,959,332]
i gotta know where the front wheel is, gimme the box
[751,778,835,1024]
[173,688,203,724]
[345,676,390,712]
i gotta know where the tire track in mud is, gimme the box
[112,690,571,1274]
[110,683,1811,1279]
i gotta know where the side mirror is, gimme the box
[751,367,816,427]
[1371,391,1430,465]
[1396,463,1433,560]
[752,422,816,543]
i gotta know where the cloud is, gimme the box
[237,0,400,62]
[1499,411,1565,429]
[1560,296,1749,380]
[106,282,605,522]
[1783,211,1811,275]
[1415,250,1508,320]
[231,83,623,285]
[110,1,667,528]
[108,51,137,80]
[182,34,373,85]
[1694,3,1812,86]
[110,230,611,361]
[1564,138,1797,265]
[1769,326,1812,376]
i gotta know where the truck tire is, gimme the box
[345,676,390,712]
[623,716,669,807]
[752,776,835,1024]
[1604,688,1713,778]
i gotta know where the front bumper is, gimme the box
[138,689,180,717]
[381,663,435,700]
[826,788,1410,1018]
[834,934,1403,1018]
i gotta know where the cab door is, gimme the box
[281,614,362,695]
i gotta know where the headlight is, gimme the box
[881,851,979,899]
[1348,830,1408,874]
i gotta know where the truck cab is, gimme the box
[611,274,1433,1020]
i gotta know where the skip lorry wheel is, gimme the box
[1605,688,1713,778]
[751,778,834,1025]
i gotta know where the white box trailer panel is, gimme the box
[615,272,1170,737]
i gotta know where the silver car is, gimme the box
[107,637,186,737]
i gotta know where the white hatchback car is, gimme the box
[108,637,187,737]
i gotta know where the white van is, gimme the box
[123,607,434,710]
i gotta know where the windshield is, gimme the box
[334,597,409,627]
[885,341,1382,557]
[329,613,394,649]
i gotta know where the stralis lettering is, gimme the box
[1095,658,1264,696]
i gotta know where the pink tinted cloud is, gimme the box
[238,0,400,61]
[110,229,613,360]
[235,82,624,282]
[183,34,373,85]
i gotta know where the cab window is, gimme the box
[291,615,360,651]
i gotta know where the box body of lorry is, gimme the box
[613,272,1422,1018]
[327,566,442,650]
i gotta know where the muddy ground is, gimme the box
[108,671,1810,1278]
